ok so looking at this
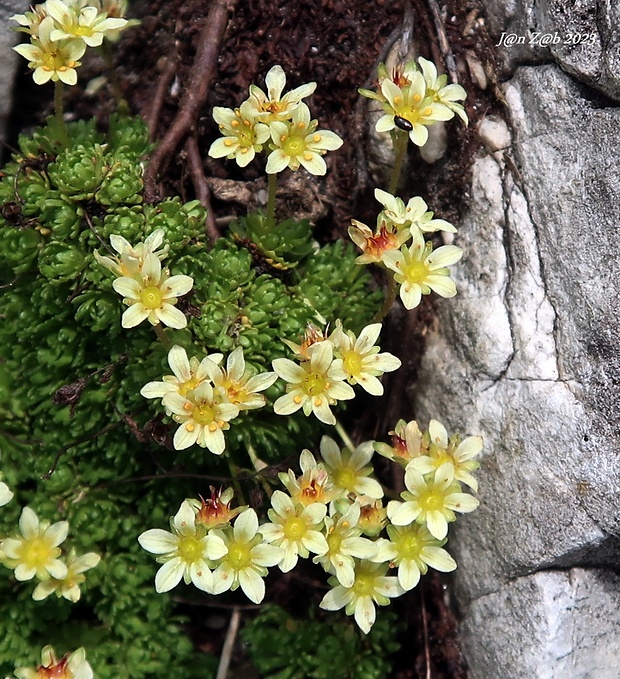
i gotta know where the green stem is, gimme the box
[100,41,128,112]
[266,172,278,227]
[54,81,70,149]
[335,419,356,452]
[226,457,247,506]
[371,269,397,323]
[153,323,172,349]
[388,130,409,195]
[247,443,273,499]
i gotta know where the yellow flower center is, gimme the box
[334,467,357,492]
[283,135,306,157]
[283,516,307,541]
[402,259,429,284]
[342,350,363,376]
[326,531,342,554]
[395,532,421,560]
[177,535,203,563]
[352,572,375,597]
[140,285,164,309]
[192,403,216,426]
[302,372,327,397]
[18,537,59,571]
[178,376,201,397]
[419,490,444,512]
[227,542,252,570]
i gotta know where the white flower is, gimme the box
[12,645,93,679]
[204,346,278,410]
[406,419,482,491]
[259,490,328,572]
[32,549,100,602]
[329,321,401,395]
[383,230,463,310]
[272,341,354,425]
[247,64,316,123]
[313,502,377,587]
[210,509,284,604]
[348,218,409,266]
[278,449,339,507]
[0,481,13,507]
[208,101,271,167]
[140,344,223,405]
[94,229,168,278]
[13,16,86,86]
[266,103,343,176]
[374,189,456,237]
[112,252,193,329]
[138,500,227,593]
[46,0,128,47]
[320,560,404,634]
[164,382,240,454]
[375,524,456,591]
[0,507,68,581]
[374,419,424,467]
[387,464,479,540]
[320,436,383,499]
[418,57,468,124]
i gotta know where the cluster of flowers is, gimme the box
[95,229,194,330]
[138,320,400,453]
[11,0,134,86]
[349,187,463,310]
[7,645,93,679]
[359,57,468,147]
[208,64,343,175]
[0,504,100,603]
[139,422,481,634]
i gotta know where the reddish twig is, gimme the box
[144,57,178,139]
[143,0,239,201]
[185,134,220,241]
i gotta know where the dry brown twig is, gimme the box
[185,134,220,241]
[143,0,240,201]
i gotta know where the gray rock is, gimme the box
[484,0,620,101]
[413,64,620,676]
[0,3,28,144]
[461,569,620,679]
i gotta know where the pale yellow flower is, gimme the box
[1,506,68,581]
[112,252,193,329]
[272,341,354,425]
[94,229,168,278]
[418,57,468,124]
[374,189,457,237]
[164,382,239,454]
[259,490,328,572]
[348,218,409,266]
[374,419,424,467]
[12,645,93,679]
[329,321,401,395]
[46,0,128,47]
[32,549,100,602]
[278,449,339,507]
[138,500,227,593]
[13,16,86,86]
[383,230,462,310]
[266,103,343,176]
[208,101,271,167]
[320,436,383,500]
[246,64,316,123]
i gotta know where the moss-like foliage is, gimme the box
[0,115,382,676]
[241,605,403,679]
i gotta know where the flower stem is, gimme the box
[266,172,278,228]
[53,81,70,149]
[371,269,397,323]
[99,41,128,112]
[247,443,273,499]
[388,130,408,195]
[335,419,356,452]
[153,323,172,349]
[226,457,247,506]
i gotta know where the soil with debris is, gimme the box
[8,0,500,676]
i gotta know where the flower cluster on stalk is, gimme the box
[11,0,134,85]
[0,506,100,603]
[359,56,467,147]
[208,64,343,175]
[349,188,463,310]
[272,321,401,425]
[95,230,194,330]
[141,344,277,454]
[8,644,93,679]
[139,420,481,634]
